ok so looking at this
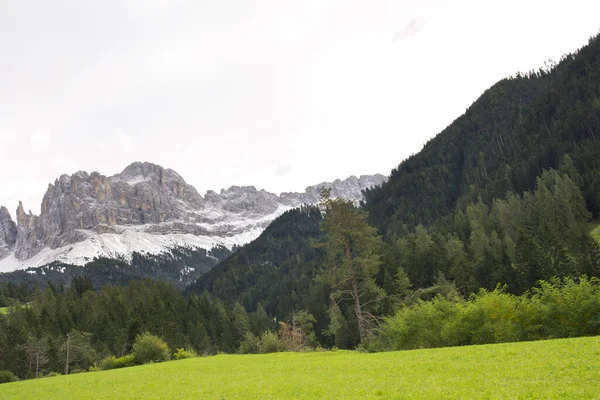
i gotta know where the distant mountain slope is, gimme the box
[0,161,386,272]
[364,34,600,235]
[187,206,329,322]
[0,245,231,289]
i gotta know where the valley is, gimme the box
[1,11,599,398]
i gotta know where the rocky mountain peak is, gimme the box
[118,162,168,184]
[0,162,387,271]
[15,201,34,228]
[0,206,17,258]
[0,206,12,222]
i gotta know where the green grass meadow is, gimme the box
[1,336,599,399]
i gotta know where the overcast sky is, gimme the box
[1,0,599,219]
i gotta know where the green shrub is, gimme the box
[239,332,260,354]
[377,277,600,352]
[132,332,170,364]
[382,294,462,350]
[99,354,136,370]
[357,334,388,353]
[258,331,285,353]
[531,276,600,338]
[173,348,197,360]
[0,370,18,384]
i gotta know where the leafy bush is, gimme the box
[278,311,317,351]
[239,332,260,354]
[99,354,136,370]
[132,332,170,364]
[357,334,389,353]
[258,331,285,354]
[531,276,600,338]
[382,294,462,350]
[0,370,18,384]
[173,348,197,360]
[377,277,600,351]
[240,331,289,354]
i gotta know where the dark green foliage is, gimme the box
[365,34,600,233]
[315,191,385,341]
[375,168,600,297]
[189,206,333,344]
[189,207,324,313]
[238,333,261,354]
[363,32,600,294]
[0,277,253,379]
[131,332,171,364]
[0,281,37,308]
[0,370,18,383]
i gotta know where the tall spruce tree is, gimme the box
[315,188,384,342]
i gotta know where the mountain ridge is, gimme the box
[0,162,386,272]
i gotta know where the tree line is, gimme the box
[0,278,274,378]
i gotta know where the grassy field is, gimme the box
[1,336,599,399]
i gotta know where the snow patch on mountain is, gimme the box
[124,175,150,186]
[0,230,252,272]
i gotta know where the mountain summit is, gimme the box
[0,162,386,272]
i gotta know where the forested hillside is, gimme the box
[364,34,600,232]
[191,32,600,335]
[0,278,278,377]
[187,206,334,343]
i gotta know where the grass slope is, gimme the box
[1,336,599,399]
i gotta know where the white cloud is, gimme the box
[116,128,133,153]
[29,132,51,147]
[393,18,426,42]
[275,164,292,176]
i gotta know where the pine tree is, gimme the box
[315,188,384,342]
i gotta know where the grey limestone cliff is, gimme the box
[0,206,17,259]
[0,162,387,267]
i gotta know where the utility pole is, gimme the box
[65,333,70,375]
